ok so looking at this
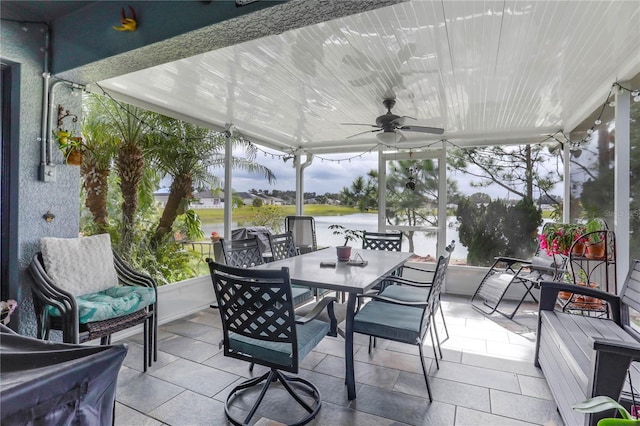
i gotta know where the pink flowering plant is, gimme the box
[538,224,585,256]
[1,299,18,325]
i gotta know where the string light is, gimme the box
[92,81,636,165]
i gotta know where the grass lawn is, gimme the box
[192,204,366,223]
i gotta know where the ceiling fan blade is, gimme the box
[341,123,379,127]
[399,125,445,135]
[390,115,419,128]
[346,128,381,139]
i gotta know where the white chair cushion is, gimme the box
[40,234,119,296]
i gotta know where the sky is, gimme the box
[208,144,564,199]
[231,147,379,195]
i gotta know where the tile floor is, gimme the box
[114,295,563,425]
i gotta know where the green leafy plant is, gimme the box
[573,395,640,425]
[54,129,85,159]
[586,218,607,244]
[328,224,363,246]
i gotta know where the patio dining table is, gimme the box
[253,247,413,400]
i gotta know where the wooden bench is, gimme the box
[534,259,640,426]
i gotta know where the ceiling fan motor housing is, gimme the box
[376,98,401,130]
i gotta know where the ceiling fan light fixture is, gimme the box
[376,131,400,144]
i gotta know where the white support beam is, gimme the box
[563,139,571,223]
[224,134,233,240]
[438,144,447,257]
[614,83,631,289]
[378,147,385,230]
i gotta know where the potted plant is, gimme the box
[573,395,640,425]
[54,129,85,166]
[538,223,585,256]
[585,218,607,259]
[328,224,362,261]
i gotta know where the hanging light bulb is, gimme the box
[609,101,616,107]
[632,90,640,97]
[587,129,594,135]
[594,119,602,125]
[634,95,640,103]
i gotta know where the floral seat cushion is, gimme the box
[46,286,156,324]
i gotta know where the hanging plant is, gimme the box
[54,130,85,166]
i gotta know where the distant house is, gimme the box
[236,192,257,205]
[192,190,222,208]
[153,187,171,207]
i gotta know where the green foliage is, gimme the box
[456,197,542,265]
[328,224,363,246]
[125,235,198,286]
[340,171,378,211]
[448,144,561,201]
[572,396,638,423]
[174,209,205,241]
[252,197,263,207]
[249,205,285,233]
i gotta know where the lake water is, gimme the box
[202,213,467,260]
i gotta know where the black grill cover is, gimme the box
[0,325,127,425]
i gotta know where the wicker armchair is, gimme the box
[29,238,157,372]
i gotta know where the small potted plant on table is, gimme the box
[328,225,362,261]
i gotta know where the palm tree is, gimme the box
[80,94,118,232]
[95,96,156,255]
[147,116,275,246]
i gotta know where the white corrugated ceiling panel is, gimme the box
[96,0,640,154]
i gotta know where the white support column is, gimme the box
[295,153,303,215]
[223,134,232,240]
[615,83,631,289]
[438,144,447,256]
[295,150,313,215]
[378,147,385,230]
[563,138,571,223]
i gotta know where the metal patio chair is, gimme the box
[375,241,456,368]
[470,223,566,319]
[285,216,317,254]
[352,248,451,402]
[207,261,336,425]
[219,236,265,268]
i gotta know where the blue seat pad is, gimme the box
[353,300,423,344]
[379,285,429,302]
[229,319,329,368]
[47,286,155,323]
[291,285,314,307]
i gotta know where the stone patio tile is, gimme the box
[150,358,239,397]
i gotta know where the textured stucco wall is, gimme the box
[1,21,82,336]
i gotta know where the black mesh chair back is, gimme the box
[269,231,298,261]
[219,236,264,268]
[285,215,317,254]
[207,260,328,425]
[211,262,300,372]
[362,231,403,252]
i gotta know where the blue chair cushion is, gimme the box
[229,319,329,368]
[379,285,429,302]
[291,285,314,307]
[47,286,156,323]
[353,300,422,344]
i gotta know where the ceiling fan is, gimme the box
[343,98,444,144]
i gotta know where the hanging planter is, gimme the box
[54,131,85,166]
[65,146,83,166]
